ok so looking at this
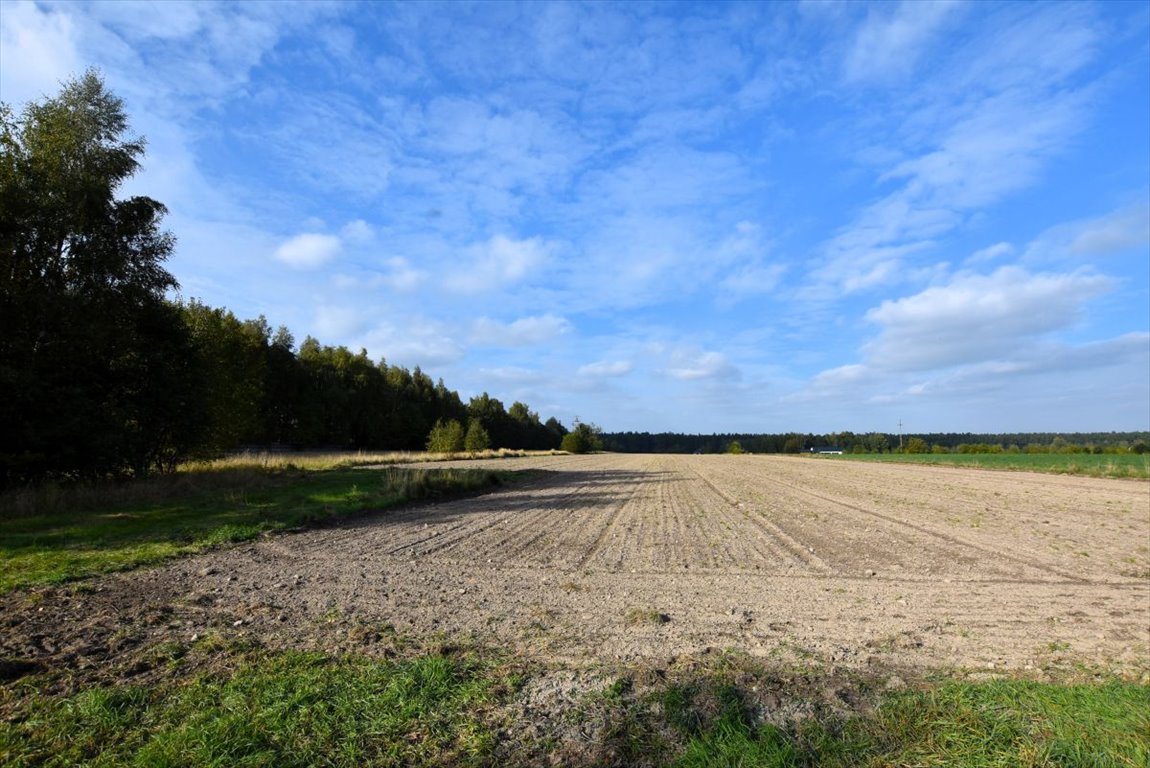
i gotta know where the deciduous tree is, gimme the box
[464,418,490,452]
[427,419,465,453]
[1,71,189,483]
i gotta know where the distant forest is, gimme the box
[603,431,1150,455]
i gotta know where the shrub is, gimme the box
[464,419,490,452]
[904,437,928,454]
[561,422,603,454]
[426,419,464,453]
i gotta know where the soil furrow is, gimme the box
[685,461,835,574]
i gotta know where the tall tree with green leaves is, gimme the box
[1,70,192,483]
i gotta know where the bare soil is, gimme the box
[4,454,1148,685]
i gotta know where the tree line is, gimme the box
[178,300,568,457]
[603,431,1150,455]
[0,72,566,488]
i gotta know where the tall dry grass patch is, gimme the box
[1,449,554,519]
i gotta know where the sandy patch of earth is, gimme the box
[4,454,1148,682]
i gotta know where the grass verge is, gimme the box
[1,646,516,768]
[669,678,1149,767]
[1,644,1146,767]
[824,452,1150,479]
[0,465,513,594]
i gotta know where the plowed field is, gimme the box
[6,454,1148,676]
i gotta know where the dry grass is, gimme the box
[195,448,562,472]
[0,449,560,519]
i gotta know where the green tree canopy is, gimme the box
[1,71,190,483]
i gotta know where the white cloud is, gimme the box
[808,4,1101,300]
[965,241,1014,266]
[944,2,1099,95]
[863,266,1112,371]
[341,219,374,244]
[794,330,1149,428]
[783,363,871,403]
[578,360,633,377]
[334,257,426,293]
[376,257,425,292]
[477,366,545,385]
[446,234,550,294]
[813,363,869,388]
[1022,203,1150,263]
[359,320,465,368]
[809,241,935,299]
[5,2,1143,434]
[470,314,570,346]
[844,0,963,84]
[274,233,342,269]
[1070,204,1150,254]
[711,222,785,300]
[720,263,786,298]
[0,2,80,108]
[664,350,738,381]
[1048,332,1150,371]
[906,332,1148,401]
[880,87,1089,210]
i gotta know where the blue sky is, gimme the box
[3,0,1148,434]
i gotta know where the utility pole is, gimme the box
[898,419,903,450]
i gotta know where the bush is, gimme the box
[561,422,603,454]
[905,437,928,454]
[426,419,464,453]
[464,419,490,452]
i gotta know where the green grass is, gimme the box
[812,679,1150,768]
[663,677,1149,767]
[4,653,1145,767]
[0,466,510,594]
[825,452,1150,479]
[0,648,513,767]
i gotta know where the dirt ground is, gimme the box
[4,454,1149,684]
